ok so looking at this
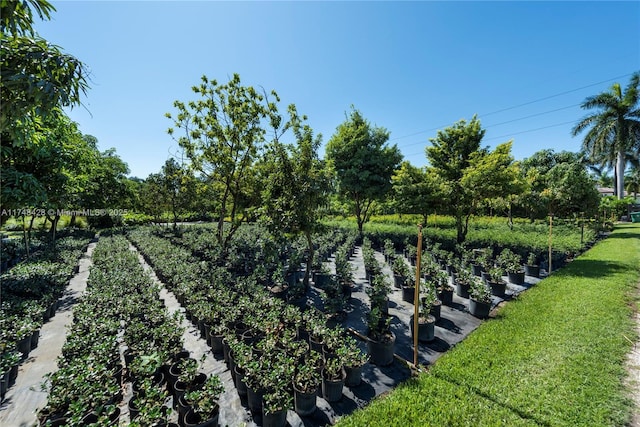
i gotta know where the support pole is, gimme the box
[413,225,423,367]
[548,214,553,275]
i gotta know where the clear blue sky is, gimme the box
[36,1,639,179]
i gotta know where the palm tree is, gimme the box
[572,72,640,199]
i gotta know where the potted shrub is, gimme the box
[268,267,289,301]
[472,249,491,276]
[367,273,391,316]
[422,279,442,320]
[392,256,410,289]
[334,246,354,298]
[128,377,170,423]
[411,281,437,342]
[486,266,507,297]
[366,307,395,366]
[469,278,492,318]
[181,374,224,427]
[406,244,417,266]
[336,337,368,387]
[525,252,540,278]
[292,353,321,416]
[435,270,454,306]
[454,267,473,299]
[262,380,292,427]
[383,238,395,262]
[498,248,525,285]
[321,356,346,402]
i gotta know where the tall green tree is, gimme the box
[1,0,88,220]
[259,105,329,286]
[326,108,402,237]
[572,72,640,199]
[426,116,521,243]
[391,161,441,226]
[519,149,599,219]
[166,74,285,257]
[160,158,198,227]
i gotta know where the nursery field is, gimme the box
[337,223,640,427]
[0,220,635,427]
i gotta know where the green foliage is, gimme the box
[600,195,635,220]
[391,161,441,223]
[166,73,286,256]
[426,116,522,242]
[496,248,522,273]
[338,223,640,427]
[326,107,402,235]
[469,277,492,303]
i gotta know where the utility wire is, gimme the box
[400,119,579,160]
[389,72,634,142]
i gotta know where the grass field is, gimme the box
[337,223,640,427]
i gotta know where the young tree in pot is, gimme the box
[498,248,525,285]
[469,277,492,318]
[366,307,395,366]
[392,256,410,289]
[421,279,442,320]
[436,270,454,306]
[412,282,436,342]
[486,266,507,297]
[525,252,540,278]
[454,267,473,299]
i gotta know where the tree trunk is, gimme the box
[22,217,30,259]
[304,230,314,289]
[616,149,625,199]
[455,212,465,243]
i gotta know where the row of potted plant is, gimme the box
[0,231,92,402]
[126,226,368,425]
[37,234,199,426]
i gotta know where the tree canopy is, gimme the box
[426,116,521,242]
[326,108,402,236]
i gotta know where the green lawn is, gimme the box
[338,223,640,427]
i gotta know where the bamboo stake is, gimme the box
[414,224,423,367]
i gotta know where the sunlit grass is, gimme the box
[337,223,640,426]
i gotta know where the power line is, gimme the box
[484,103,581,128]
[399,119,579,160]
[396,103,580,151]
[389,72,635,142]
[483,120,577,141]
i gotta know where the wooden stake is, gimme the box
[414,224,423,367]
[548,214,553,275]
